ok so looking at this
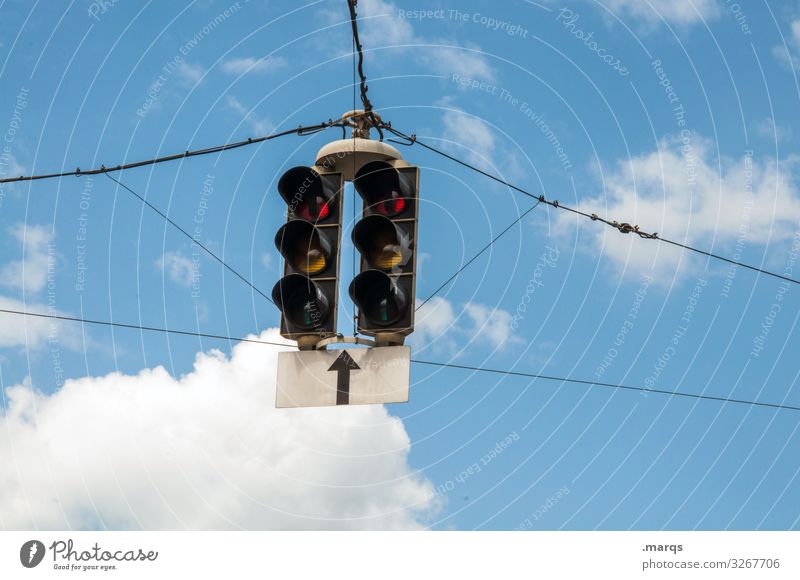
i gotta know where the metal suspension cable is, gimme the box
[384,125,800,288]
[0,120,341,184]
[411,359,800,413]
[416,202,541,311]
[1,306,796,413]
[346,0,383,139]
[0,307,293,348]
[106,174,276,305]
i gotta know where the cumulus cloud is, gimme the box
[0,151,25,180]
[175,61,206,84]
[415,296,458,352]
[556,134,800,279]
[601,0,720,26]
[221,56,288,75]
[440,107,523,181]
[772,19,800,71]
[1,224,53,294]
[753,118,792,143]
[463,303,523,349]
[0,329,437,529]
[156,251,196,287]
[414,296,519,353]
[225,94,273,135]
[341,0,497,82]
[0,297,66,349]
[441,108,498,172]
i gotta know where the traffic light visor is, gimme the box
[271,274,331,331]
[352,214,411,271]
[275,220,332,275]
[354,161,413,217]
[278,166,333,222]
[349,269,407,327]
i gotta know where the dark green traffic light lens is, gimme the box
[349,270,406,327]
[272,274,330,331]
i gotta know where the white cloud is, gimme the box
[221,56,288,76]
[156,251,196,287]
[464,303,522,349]
[602,0,720,26]
[0,329,438,529]
[440,107,523,181]
[556,135,800,279]
[337,0,496,82]
[441,108,497,172]
[414,296,458,351]
[428,44,496,83]
[414,296,520,352]
[176,61,206,84]
[772,19,800,70]
[0,151,25,179]
[0,297,63,349]
[226,95,273,135]
[357,0,415,47]
[753,118,792,143]
[1,223,53,294]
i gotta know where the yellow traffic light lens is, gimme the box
[367,229,403,270]
[371,244,403,269]
[293,239,327,274]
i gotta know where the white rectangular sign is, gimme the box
[276,346,410,408]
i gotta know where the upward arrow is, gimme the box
[328,350,360,405]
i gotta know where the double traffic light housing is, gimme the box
[273,160,418,347]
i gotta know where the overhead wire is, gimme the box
[346,0,383,140]
[0,120,343,184]
[1,305,796,413]
[1,3,796,417]
[0,307,292,348]
[416,201,541,311]
[410,359,800,413]
[105,174,277,305]
[383,125,800,288]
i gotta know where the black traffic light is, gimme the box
[349,160,419,341]
[272,166,343,345]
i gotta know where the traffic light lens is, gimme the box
[372,244,403,270]
[302,301,316,326]
[373,193,405,217]
[272,274,330,331]
[369,229,403,269]
[276,220,333,276]
[292,239,327,275]
[361,287,402,325]
[349,270,407,327]
[377,297,395,322]
[296,197,330,221]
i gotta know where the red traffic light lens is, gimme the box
[354,161,413,218]
[373,195,406,217]
[295,196,330,221]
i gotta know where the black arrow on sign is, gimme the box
[328,350,361,405]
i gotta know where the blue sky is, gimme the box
[1,0,799,530]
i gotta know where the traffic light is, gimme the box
[350,160,419,342]
[272,166,344,347]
